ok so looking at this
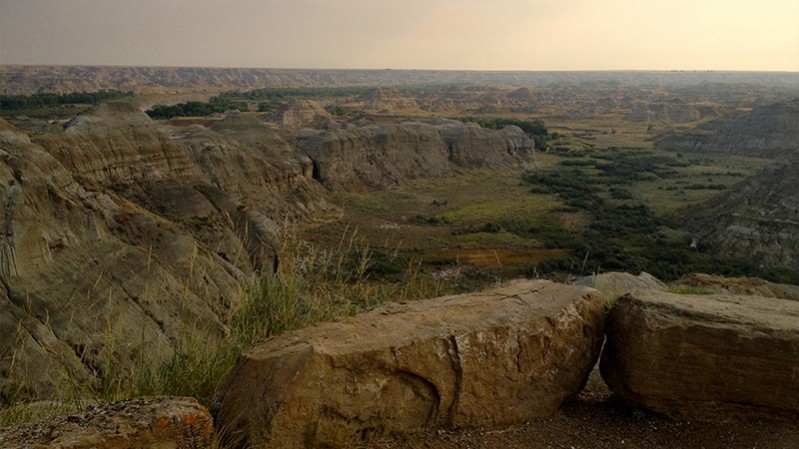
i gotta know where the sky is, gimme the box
[1,0,798,71]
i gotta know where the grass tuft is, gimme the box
[1,229,454,429]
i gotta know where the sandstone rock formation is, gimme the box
[264,99,335,128]
[293,119,535,190]
[677,151,799,268]
[0,99,545,399]
[572,271,666,299]
[356,87,421,113]
[0,104,336,398]
[216,279,605,449]
[0,396,213,449]
[654,99,799,157]
[601,290,799,422]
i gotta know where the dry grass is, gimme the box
[0,229,454,430]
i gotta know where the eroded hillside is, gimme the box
[654,99,799,157]
[0,102,537,398]
[678,150,799,268]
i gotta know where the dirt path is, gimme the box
[376,368,799,449]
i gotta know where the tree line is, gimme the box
[0,90,133,110]
[145,97,249,119]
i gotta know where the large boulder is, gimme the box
[0,397,213,449]
[216,279,605,449]
[601,290,799,421]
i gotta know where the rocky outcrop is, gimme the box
[0,397,213,448]
[677,151,799,268]
[216,280,605,449]
[35,102,202,185]
[356,87,421,113]
[601,290,799,422]
[573,271,666,299]
[674,273,799,301]
[293,119,535,190]
[625,102,717,123]
[265,99,335,128]
[0,105,337,398]
[654,99,799,157]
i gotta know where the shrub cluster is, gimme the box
[523,149,799,283]
[145,96,249,119]
[0,90,132,114]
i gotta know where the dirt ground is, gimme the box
[375,367,798,449]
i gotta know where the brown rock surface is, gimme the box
[265,99,335,128]
[0,105,337,398]
[601,290,799,421]
[35,102,202,185]
[572,271,666,299]
[293,119,535,190]
[216,279,605,449]
[0,396,213,449]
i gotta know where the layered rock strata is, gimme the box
[677,151,799,268]
[0,104,336,397]
[0,102,543,400]
[293,119,535,190]
[216,279,605,449]
[654,99,799,157]
[601,290,799,421]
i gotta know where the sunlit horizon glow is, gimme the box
[1,0,797,72]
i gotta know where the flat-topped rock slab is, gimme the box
[217,279,605,448]
[601,290,799,422]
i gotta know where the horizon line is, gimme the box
[2,63,798,75]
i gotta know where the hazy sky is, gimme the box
[1,0,798,71]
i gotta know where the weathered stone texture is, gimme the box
[0,106,335,398]
[294,119,535,190]
[654,99,799,157]
[678,151,799,268]
[0,397,213,449]
[601,290,799,422]
[217,280,605,448]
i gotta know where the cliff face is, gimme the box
[678,151,799,268]
[0,105,337,397]
[654,99,799,157]
[294,119,535,190]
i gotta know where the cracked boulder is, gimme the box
[216,279,605,448]
[601,290,799,422]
